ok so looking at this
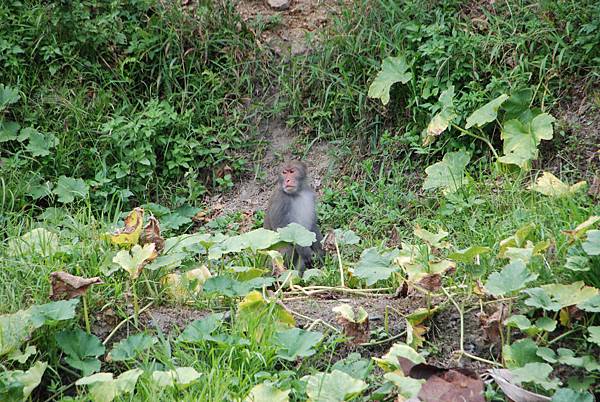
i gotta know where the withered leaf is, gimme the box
[334,305,370,344]
[109,207,144,247]
[477,303,507,343]
[322,230,337,253]
[49,271,103,300]
[418,273,442,292]
[416,367,485,402]
[488,368,551,402]
[140,216,165,252]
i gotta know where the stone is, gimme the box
[266,0,290,11]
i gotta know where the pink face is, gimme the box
[282,166,299,193]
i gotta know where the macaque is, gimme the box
[264,160,324,276]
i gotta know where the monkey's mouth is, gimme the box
[284,185,296,193]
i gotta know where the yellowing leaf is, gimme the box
[424,86,456,146]
[113,243,157,279]
[161,266,212,301]
[244,383,290,402]
[529,172,587,197]
[237,291,295,341]
[109,208,144,247]
[562,216,600,241]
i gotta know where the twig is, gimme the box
[287,308,340,333]
[442,287,503,367]
[102,301,154,345]
[359,331,406,347]
[334,239,345,287]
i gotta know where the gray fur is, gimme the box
[264,161,324,276]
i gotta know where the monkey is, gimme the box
[264,160,324,276]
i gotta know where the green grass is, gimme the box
[2,0,600,400]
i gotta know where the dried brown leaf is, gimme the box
[477,303,507,343]
[140,216,165,252]
[322,230,337,253]
[418,274,442,292]
[49,271,103,300]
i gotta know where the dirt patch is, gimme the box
[208,118,333,217]
[92,305,213,347]
[283,293,493,372]
[539,82,600,181]
[235,0,343,56]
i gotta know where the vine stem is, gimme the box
[334,239,345,287]
[102,301,154,345]
[442,287,503,367]
[451,123,499,159]
[287,308,340,333]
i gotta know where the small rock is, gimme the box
[266,0,290,11]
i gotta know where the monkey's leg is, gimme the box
[295,246,313,277]
[311,226,325,263]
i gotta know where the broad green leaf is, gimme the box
[353,247,399,286]
[551,389,594,402]
[76,368,143,402]
[498,113,555,169]
[277,223,316,247]
[423,150,470,194]
[383,372,424,399]
[529,171,587,197]
[244,383,290,402]
[303,370,368,402]
[510,362,560,390]
[465,94,508,128]
[535,317,557,332]
[0,84,20,108]
[27,180,53,200]
[25,130,58,157]
[160,213,190,231]
[56,329,105,376]
[107,333,157,362]
[537,347,557,363]
[331,353,372,380]
[448,246,491,263]
[163,232,212,255]
[28,298,79,327]
[202,276,263,297]
[503,88,533,120]
[0,309,35,357]
[499,223,536,255]
[373,343,425,373]
[0,361,47,401]
[145,253,186,271]
[562,216,600,241]
[523,288,562,311]
[505,315,556,336]
[587,326,600,347]
[578,295,600,312]
[274,328,323,361]
[332,229,360,246]
[396,243,454,283]
[237,291,295,340]
[53,176,89,203]
[332,304,368,324]
[113,243,156,279]
[151,367,201,388]
[368,56,412,105]
[17,361,47,400]
[424,85,456,146]
[177,313,224,343]
[543,282,598,308]
[7,345,37,364]
[243,228,281,251]
[413,227,449,248]
[565,256,590,272]
[582,230,600,255]
[502,338,541,368]
[6,228,59,257]
[0,120,20,142]
[484,261,537,297]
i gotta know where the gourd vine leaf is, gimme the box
[368,56,412,105]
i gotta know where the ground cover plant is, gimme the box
[1,0,599,401]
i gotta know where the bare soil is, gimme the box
[235,0,344,56]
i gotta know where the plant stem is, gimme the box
[451,123,499,159]
[103,301,154,345]
[82,295,91,334]
[335,239,345,287]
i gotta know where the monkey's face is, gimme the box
[280,162,306,194]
